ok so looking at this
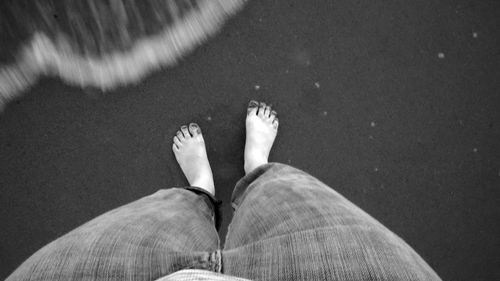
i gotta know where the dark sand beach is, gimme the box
[1,0,499,279]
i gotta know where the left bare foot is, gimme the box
[172,123,215,196]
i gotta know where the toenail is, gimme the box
[190,123,199,132]
[271,110,277,116]
[181,125,188,130]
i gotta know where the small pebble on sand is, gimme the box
[473,148,478,153]
[438,52,445,59]
[472,32,478,38]
[322,111,327,116]
[314,82,320,88]
[370,121,376,127]
[374,167,379,172]
[207,116,212,121]
[254,85,260,90]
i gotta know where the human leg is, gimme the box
[6,187,222,281]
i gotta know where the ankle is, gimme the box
[190,177,215,196]
[244,158,268,175]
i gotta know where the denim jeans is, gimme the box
[6,163,442,281]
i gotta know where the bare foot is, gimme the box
[172,123,215,196]
[244,100,279,174]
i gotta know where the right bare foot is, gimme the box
[244,100,279,174]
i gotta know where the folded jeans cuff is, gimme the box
[231,162,280,210]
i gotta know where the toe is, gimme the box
[247,100,259,116]
[264,105,271,118]
[270,110,277,121]
[272,118,279,129]
[173,136,182,147]
[172,143,179,152]
[189,123,201,136]
[258,102,266,116]
[181,125,191,138]
[177,130,184,140]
